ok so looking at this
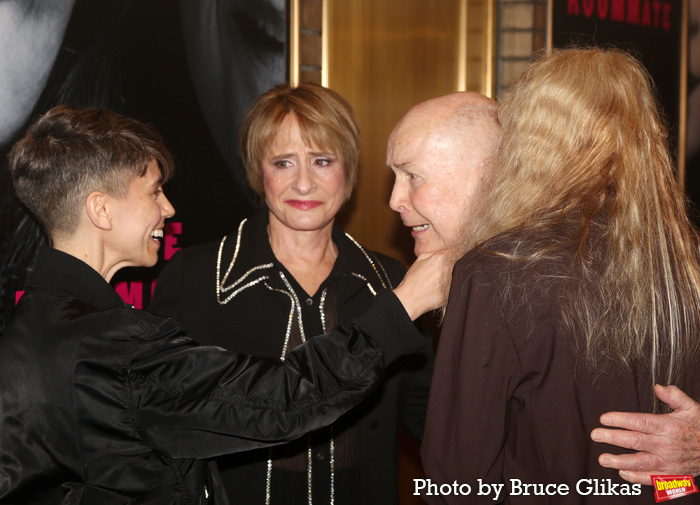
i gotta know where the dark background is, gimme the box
[0,0,284,329]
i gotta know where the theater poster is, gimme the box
[0,0,288,332]
[551,1,697,210]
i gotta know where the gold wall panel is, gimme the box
[327,0,465,266]
[324,2,494,503]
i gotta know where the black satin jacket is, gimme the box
[0,248,424,505]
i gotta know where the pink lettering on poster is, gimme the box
[164,222,182,260]
[115,281,144,309]
[566,0,671,30]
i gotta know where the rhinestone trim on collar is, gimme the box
[215,218,393,504]
[344,233,391,289]
[216,219,274,305]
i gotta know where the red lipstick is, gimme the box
[285,200,323,210]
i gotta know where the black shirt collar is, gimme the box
[29,247,126,310]
[232,210,388,295]
[243,210,378,279]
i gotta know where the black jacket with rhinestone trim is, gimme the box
[149,210,435,505]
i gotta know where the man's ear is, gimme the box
[85,191,113,231]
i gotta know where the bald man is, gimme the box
[387,92,498,260]
[385,92,700,491]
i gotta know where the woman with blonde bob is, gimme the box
[421,47,700,503]
[151,83,433,505]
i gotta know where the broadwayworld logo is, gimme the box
[652,475,698,502]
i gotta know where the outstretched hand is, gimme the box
[393,249,454,320]
[591,385,700,485]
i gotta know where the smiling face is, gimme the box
[262,114,346,235]
[107,160,175,272]
[387,94,498,256]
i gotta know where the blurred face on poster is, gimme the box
[0,0,76,147]
[179,0,286,188]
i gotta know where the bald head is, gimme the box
[387,92,499,256]
[390,92,498,156]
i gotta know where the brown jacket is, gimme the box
[421,234,700,504]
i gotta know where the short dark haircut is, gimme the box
[8,105,174,239]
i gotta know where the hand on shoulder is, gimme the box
[591,385,700,484]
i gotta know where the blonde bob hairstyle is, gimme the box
[475,47,700,390]
[240,83,361,203]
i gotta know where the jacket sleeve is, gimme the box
[420,254,520,505]
[379,253,435,441]
[127,289,426,459]
[397,327,434,441]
